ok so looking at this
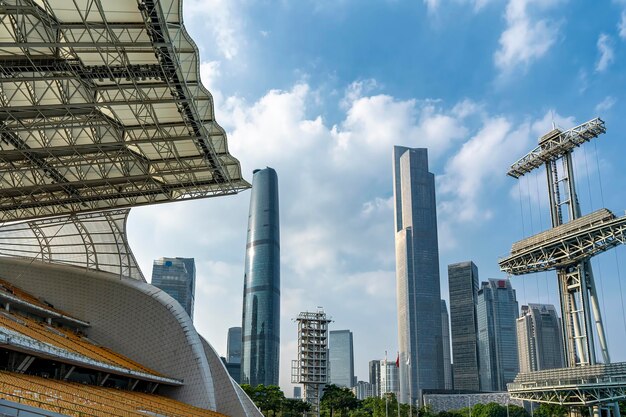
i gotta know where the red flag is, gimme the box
[396,353,399,368]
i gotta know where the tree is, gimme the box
[240,384,286,417]
[534,404,567,417]
[321,384,359,417]
[283,398,312,417]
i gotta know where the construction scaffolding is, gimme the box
[292,310,331,417]
[499,118,626,417]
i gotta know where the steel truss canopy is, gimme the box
[507,118,606,179]
[0,0,249,222]
[0,209,144,280]
[499,209,626,275]
[508,363,626,406]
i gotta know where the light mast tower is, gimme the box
[499,118,626,415]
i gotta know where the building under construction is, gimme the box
[292,310,331,417]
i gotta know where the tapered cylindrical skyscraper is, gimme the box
[393,146,444,405]
[241,167,280,386]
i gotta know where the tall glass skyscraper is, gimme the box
[393,146,444,404]
[241,167,280,386]
[369,360,381,397]
[227,326,242,364]
[151,257,196,319]
[477,279,519,392]
[448,261,480,391]
[329,330,355,388]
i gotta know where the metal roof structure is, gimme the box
[507,118,605,179]
[0,209,144,280]
[0,0,250,222]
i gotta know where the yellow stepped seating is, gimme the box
[0,370,226,417]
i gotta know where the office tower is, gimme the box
[477,279,519,391]
[517,304,565,373]
[448,261,480,391]
[380,359,400,399]
[369,360,381,397]
[355,381,375,400]
[329,330,355,388]
[226,327,242,383]
[228,327,242,364]
[393,146,444,404]
[241,167,281,387]
[151,257,196,319]
[441,300,453,390]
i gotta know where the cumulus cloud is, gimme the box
[595,33,614,72]
[494,0,562,74]
[186,0,244,60]
[620,12,626,39]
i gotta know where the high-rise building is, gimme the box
[393,146,444,404]
[369,360,381,397]
[517,304,565,373]
[228,327,242,364]
[448,261,480,391]
[151,257,196,319]
[241,167,280,386]
[441,300,453,390]
[329,330,355,388]
[380,359,400,399]
[477,279,519,391]
[226,327,242,383]
[354,381,375,400]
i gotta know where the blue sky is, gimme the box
[128,0,626,392]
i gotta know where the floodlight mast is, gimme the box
[503,118,609,368]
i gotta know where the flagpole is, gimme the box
[385,351,389,417]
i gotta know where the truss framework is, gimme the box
[499,210,626,275]
[508,363,626,407]
[0,0,249,222]
[507,118,606,179]
[0,209,144,280]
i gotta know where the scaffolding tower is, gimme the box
[499,118,626,416]
[292,310,332,417]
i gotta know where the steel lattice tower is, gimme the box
[291,310,331,417]
[499,118,626,416]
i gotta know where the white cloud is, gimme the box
[424,0,493,14]
[494,0,562,74]
[185,0,244,60]
[595,96,617,114]
[619,11,626,39]
[596,33,614,72]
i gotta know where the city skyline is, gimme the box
[127,0,626,394]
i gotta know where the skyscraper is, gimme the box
[227,326,242,364]
[369,360,381,397]
[393,146,444,404]
[441,300,453,390]
[477,279,519,392]
[151,257,196,319]
[329,330,355,388]
[241,167,280,386]
[226,326,243,383]
[448,261,480,391]
[517,304,565,373]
